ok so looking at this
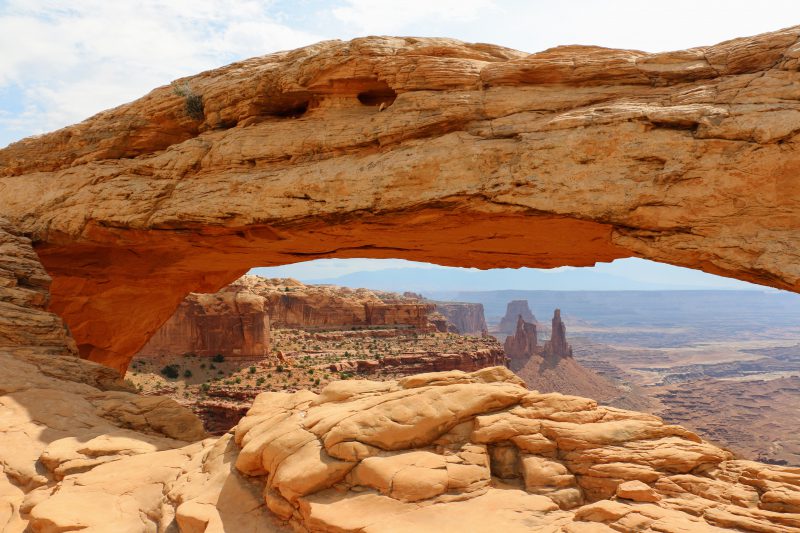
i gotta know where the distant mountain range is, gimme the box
[304,266,762,293]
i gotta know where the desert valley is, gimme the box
[125,276,800,468]
[1,20,800,533]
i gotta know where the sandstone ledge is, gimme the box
[4,357,799,532]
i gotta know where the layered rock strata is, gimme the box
[138,290,270,358]
[235,276,434,331]
[1,29,799,370]
[433,302,489,335]
[9,360,799,532]
[327,348,507,375]
[0,219,76,358]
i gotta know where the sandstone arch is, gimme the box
[1,28,799,373]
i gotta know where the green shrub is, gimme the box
[212,354,225,363]
[171,81,204,120]
[160,365,180,379]
[183,369,192,378]
[249,366,256,374]
[276,365,284,373]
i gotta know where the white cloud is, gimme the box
[0,0,322,146]
[331,0,496,35]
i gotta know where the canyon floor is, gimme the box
[127,329,507,434]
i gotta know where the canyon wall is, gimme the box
[433,302,488,335]
[138,290,270,357]
[236,276,434,331]
[328,348,508,376]
[0,30,799,371]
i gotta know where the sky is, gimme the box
[249,258,764,291]
[1,1,795,290]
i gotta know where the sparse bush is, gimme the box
[249,366,256,374]
[234,377,241,384]
[160,365,180,379]
[183,369,192,378]
[212,354,225,363]
[276,365,284,373]
[172,81,204,120]
[200,383,210,392]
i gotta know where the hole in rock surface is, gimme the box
[357,86,398,107]
[124,256,800,468]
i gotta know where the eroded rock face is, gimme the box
[504,315,539,368]
[432,302,488,335]
[12,364,797,532]
[138,289,270,358]
[0,219,76,359]
[234,276,434,331]
[1,30,799,371]
[498,300,538,335]
[543,309,573,361]
[505,312,620,402]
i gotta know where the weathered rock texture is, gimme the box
[504,315,539,368]
[138,289,270,357]
[433,302,488,335]
[236,276,434,331]
[2,240,799,531]
[497,300,537,335]
[505,312,620,402]
[0,219,76,359]
[1,29,800,371]
[7,356,800,532]
[543,309,573,361]
[328,348,507,376]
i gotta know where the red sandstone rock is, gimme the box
[542,309,573,361]
[329,349,508,376]
[138,290,269,358]
[235,276,434,331]
[433,302,488,335]
[504,310,619,401]
[504,315,539,368]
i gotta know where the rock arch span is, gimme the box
[1,29,799,373]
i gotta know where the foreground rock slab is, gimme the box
[6,354,798,532]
